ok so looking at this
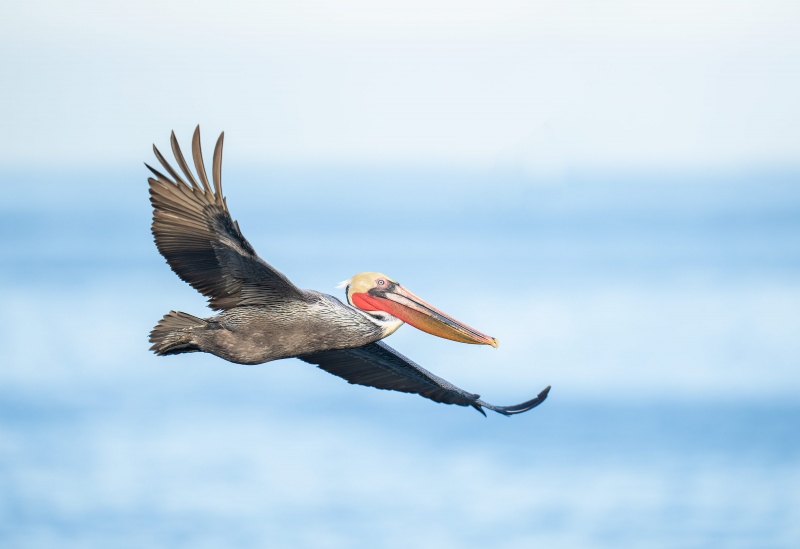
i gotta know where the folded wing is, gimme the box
[298,341,550,416]
[147,126,307,310]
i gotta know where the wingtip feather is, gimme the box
[479,385,551,416]
[192,125,213,194]
[170,130,201,189]
[145,163,173,184]
[212,131,225,203]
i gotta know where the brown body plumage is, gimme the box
[151,294,385,365]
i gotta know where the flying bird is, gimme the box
[146,127,550,416]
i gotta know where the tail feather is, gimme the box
[149,311,207,356]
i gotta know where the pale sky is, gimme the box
[2,0,799,170]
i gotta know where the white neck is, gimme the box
[365,310,404,337]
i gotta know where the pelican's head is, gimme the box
[338,272,499,347]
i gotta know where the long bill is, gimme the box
[356,284,499,347]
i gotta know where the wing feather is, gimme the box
[149,126,306,310]
[212,131,224,197]
[298,341,550,416]
[191,127,213,194]
[170,130,202,190]
[153,144,188,186]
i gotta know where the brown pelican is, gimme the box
[146,127,550,416]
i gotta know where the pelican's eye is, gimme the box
[376,279,386,287]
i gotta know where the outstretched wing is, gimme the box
[298,341,550,416]
[147,126,307,310]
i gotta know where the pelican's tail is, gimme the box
[149,311,207,356]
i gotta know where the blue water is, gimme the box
[1,166,798,547]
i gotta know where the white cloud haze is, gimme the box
[1,0,798,169]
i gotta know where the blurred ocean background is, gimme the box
[2,2,799,548]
